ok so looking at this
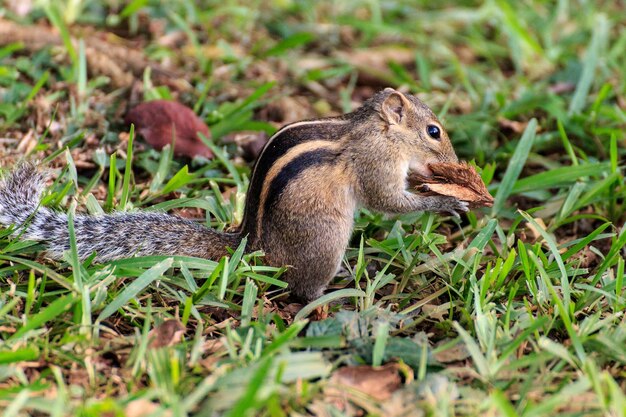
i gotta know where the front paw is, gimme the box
[434,196,469,218]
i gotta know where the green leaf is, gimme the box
[10,295,75,340]
[468,218,498,251]
[261,32,314,57]
[569,14,609,115]
[161,165,196,195]
[120,0,149,18]
[492,118,537,215]
[510,163,609,194]
[98,258,173,321]
[294,289,366,322]
[0,347,39,363]
[520,211,571,310]
[224,357,274,417]
[120,124,135,211]
[453,322,491,378]
[44,4,77,72]
[263,321,308,357]
[561,222,611,261]
[372,321,390,367]
[240,279,258,327]
[490,389,520,417]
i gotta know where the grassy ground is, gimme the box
[0,1,625,416]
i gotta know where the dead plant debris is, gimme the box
[409,162,494,208]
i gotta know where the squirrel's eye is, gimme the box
[427,125,441,140]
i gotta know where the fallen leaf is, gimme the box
[525,217,548,242]
[281,302,304,318]
[16,129,36,154]
[125,399,171,417]
[0,19,188,90]
[409,162,494,208]
[327,363,402,403]
[312,305,329,321]
[421,303,449,321]
[223,131,269,162]
[498,117,528,134]
[336,46,414,85]
[125,100,214,159]
[148,319,185,349]
[548,82,575,94]
[571,246,598,268]
[260,96,312,124]
[433,341,471,363]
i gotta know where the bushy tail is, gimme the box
[0,162,48,228]
[0,163,242,262]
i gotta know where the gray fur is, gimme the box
[0,89,467,302]
[0,163,240,262]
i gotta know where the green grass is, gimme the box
[0,1,625,416]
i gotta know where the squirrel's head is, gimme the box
[371,88,458,177]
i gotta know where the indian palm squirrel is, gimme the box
[0,88,467,301]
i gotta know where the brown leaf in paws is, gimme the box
[408,162,494,208]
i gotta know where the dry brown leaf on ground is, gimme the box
[336,46,415,86]
[148,319,185,349]
[125,100,214,159]
[222,131,269,162]
[125,399,172,417]
[326,363,402,407]
[0,19,188,90]
[498,117,528,134]
[409,162,494,208]
[433,341,471,363]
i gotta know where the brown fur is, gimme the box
[246,88,467,299]
[0,89,467,301]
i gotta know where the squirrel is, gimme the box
[0,88,467,301]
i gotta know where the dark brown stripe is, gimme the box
[240,119,350,237]
[261,148,338,231]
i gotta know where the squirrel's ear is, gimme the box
[380,91,410,125]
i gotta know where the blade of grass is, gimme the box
[492,118,537,215]
[67,202,92,338]
[97,258,173,321]
[261,32,314,58]
[511,163,609,194]
[0,346,39,364]
[10,294,75,340]
[520,211,571,312]
[372,321,390,367]
[527,250,586,364]
[569,14,609,115]
[44,4,77,73]
[294,289,366,322]
[240,279,258,327]
[4,389,31,417]
[119,124,135,211]
[490,389,520,417]
[453,322,491,379]
[224,357,274,417]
